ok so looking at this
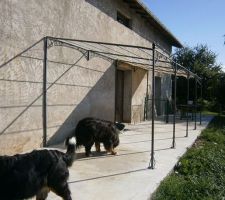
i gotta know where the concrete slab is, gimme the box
[40,116,212,200]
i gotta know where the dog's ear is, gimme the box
[115,122,125,131]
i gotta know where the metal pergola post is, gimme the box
[200,83,202,125]
[194,77,197,130]
[172,63,177,148]
[144,71,149,121]
[186,72,190,137]
[149,43,155,169]
[165,99,169,123]
[42,37,48,147]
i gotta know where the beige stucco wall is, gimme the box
[0,0,173,154]
[131,68,148,123]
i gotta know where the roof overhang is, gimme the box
[123,0,183,48]
[117,60,190,78]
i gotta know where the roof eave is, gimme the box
[124,0,183,48]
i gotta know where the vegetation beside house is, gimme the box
[152,116,225,200]
[173,45,225,113]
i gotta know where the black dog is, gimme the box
[0,137,76,200]
[75,117,125,156]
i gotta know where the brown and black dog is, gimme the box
[0,137,76,200]
[74,117,125,156]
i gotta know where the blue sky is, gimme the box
[142,0,225,70]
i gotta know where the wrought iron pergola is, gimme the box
[0,36,202,169]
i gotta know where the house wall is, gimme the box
[145,71,172,119]
[117,62,148,124]
[131,68,148,123]
[0,0,173,154]
[123,70,132,123]
[161,73,172,115]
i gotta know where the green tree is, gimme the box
[173,45,223,111]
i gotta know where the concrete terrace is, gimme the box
[45,116,212,200]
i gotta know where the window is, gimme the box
[117,11,132,29]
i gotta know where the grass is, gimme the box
[202,110,225,117]
[202,110,219,116]
[152,116,225,200]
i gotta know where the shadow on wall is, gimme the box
[47,62,116,146]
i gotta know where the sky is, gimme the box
[142,0,225,71]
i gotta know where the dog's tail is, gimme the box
[64,137,76,167]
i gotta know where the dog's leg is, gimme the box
[36,187,50,200]
[109,147,117,155]
[104,142,117,155]
[95,142,101,152]
[51,183,72,200]
[84,141,94,157]
[85,145,92,157]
